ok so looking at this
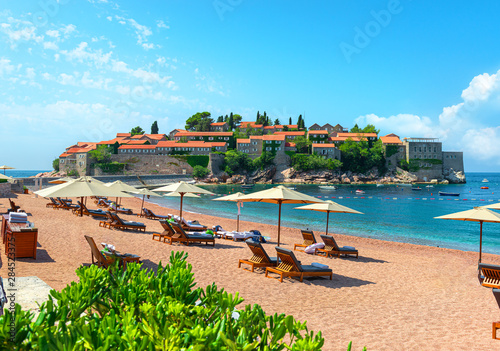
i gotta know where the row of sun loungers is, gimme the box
[99,211,146,232]
[239,240,333,282]
[294,229,358,258]
[152,220,215,246]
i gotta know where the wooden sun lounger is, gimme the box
[479,263,500,289]
[73,201,107,218]
[316,234,358,258]
[143,208,169,220]
[110,204,133,215]
[165,222,215,246]
[56,197,79,211]
[46,197,60,209]
[8,199,21,213]
[293,230,317,251]
[178,217,207,232]
[265,247,332,283]
[84,235,114,268]
[99,211,118,229]
[152,220,177,242]
[104,211,146,232]
[238,240,278,272]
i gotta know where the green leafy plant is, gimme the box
[67,169,79,177]
[192,165,209,178]
[223,150,255,176]
[0,252,326,350]
[52,158,59,172]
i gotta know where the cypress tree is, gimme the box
[151,121,159,134]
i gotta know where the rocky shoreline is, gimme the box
[201,166,467,185]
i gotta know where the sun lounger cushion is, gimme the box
[311,262,329,269]
[300,265,332,273]
[343,246,356,250]
[304,243,325,254]
[122,221,145,227]
[225,231,256,240]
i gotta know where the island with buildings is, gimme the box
[55,114,465,184]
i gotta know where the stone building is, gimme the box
[311,144,342,160]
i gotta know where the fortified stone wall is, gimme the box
[208,153,225,176]
[413,164,444,182]
[442,152,464,172]
[0,183,11,197]
[91,155,193,176]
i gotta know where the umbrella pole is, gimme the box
[237,214,240,232]
[180,193,184,219]
[479,221,483,263]
[326,211,330,235]
[277,201,282,246]
[80,196,83,217]
[115,197,118,213]
[141,195,145,217]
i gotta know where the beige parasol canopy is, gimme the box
[237,185,324,246]
[154,181,213,219]
[435,207,500,263]
[129,188,161,216]
[0,165,14,175]
[480,203,500,210]
[34,178,133,216]
[75,176,104,184]
[105,180,138,212]
[48,177,76,184]
[294,200,363,234]
[213,192,245,231]
[0,173,12,180]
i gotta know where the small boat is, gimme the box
[482,179,489,183]
[319,185,337,190]
[481,186,489,190]
[355,189,365,194]
[376,183,383,187]
[439,191,460,197]
[425,185,434,188]
[241,184,254,189]
[287,186,297,190]
[411,187,422,191]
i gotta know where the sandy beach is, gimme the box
[1,193,500,350]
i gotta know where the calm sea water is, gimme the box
[3,170,50,178]
[147,172,500,255]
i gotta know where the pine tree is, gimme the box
[151,121,159,134]
[289,117,292,125]
[256,111,260,122]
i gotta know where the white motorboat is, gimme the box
[482,179,489,183]
[318,185,337,190]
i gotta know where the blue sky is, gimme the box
[1,0,500,171]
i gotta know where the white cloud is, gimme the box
[60,42,112,67]
[25,67,35,80]
[0,58,17,75]
[356,69,500,168]
[142,43,154,50]
[106,16,112,21]
[111,59,173,87]
[45,29,60,38]
[156,20,169,29]
[114,15,153,49]
[43,41,58,50]
[59,73,77,85]
[61,24,76,37]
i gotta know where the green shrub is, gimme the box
[253,151,275,170]
[52,158,59,172]
[192,165,209,178]
[67,169,79,177]
[0,252,325,350]
[291,154,342,171]
[95,162,125,174]
[223,150,255,176]
[186,155,209,168]
[0,179,7,183]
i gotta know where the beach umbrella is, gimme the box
[48,177,75,184]
[34,178,133,217]
[435,207,500,263]
[130,188,162,216]
[154,181,214,219]
[75,176,104,184]
[105,180,138,212]
[481,203,500,211]
[0,173,12,180]
[294,200,363,235]
[213,192,245,231]
[0,165,14,175]
[237,185,324,246]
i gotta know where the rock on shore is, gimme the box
[30,171,67,178]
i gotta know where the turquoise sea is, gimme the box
[148,172,500,255]
[3,170,50,178]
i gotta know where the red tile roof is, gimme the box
[131,134,146,139]
[118,145,157,150]
[262,134,286,141]
[308,130,329,135]
[175,131,233,137]
[337,132,378,138]
[285,142,296,147]
[59,153,71,158]
[275,125,298,129]
[274,131,305,136]
[380,134,403,145]
[237,139,251,143]
[97,137,128,145]
[125,140,149,145]
[116,133,131,137]
[210,122,227,126]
